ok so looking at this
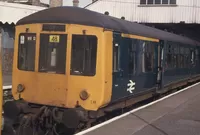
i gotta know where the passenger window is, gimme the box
[128,39,137,75]
[196,49,199,61]
[18,33,36,71]
[39,34,67,74]
[172,45,178,68]
[184,48,189,68]
[113,42,120,72]
[70,35,97,76]
[179,55,184,68]
[165,44,173,69]
[142,41,155,73]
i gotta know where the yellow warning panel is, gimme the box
[49,35,60,43]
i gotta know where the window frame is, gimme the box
[70,34,98,77]
[142,41,156,73]
[38,33,67,74]
[113,42,121,72]
[128,39,137,75]
[140,0,177,6]
[17,33,36,72]
[165,43,173,70]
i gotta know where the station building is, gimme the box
[85,0,200,42]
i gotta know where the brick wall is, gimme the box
[2,48,13,75]
[1,26,14,76]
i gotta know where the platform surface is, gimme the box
[84,83,200,135]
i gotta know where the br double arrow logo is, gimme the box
[127,80,135,93]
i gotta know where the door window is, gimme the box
[142,41,155,73]
[39,34,67,74]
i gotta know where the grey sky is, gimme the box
[41,0,92,7]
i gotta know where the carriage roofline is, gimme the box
[16,6,200,46]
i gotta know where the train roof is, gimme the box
[16,6,200,46]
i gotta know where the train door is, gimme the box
[111,32,129,100]
[133,40,158,93]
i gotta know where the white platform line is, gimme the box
[3,85,12,90]
[75,82,200,135]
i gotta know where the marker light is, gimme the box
[17,84,25,93]
[80,90,89,100]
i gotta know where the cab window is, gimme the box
[18,33,36,71]
[70,35,97,76]
[39,34,67,74]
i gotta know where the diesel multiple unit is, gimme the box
[3,6,200,135]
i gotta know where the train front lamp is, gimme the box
[17,84,25,93]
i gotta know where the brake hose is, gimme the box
[52,108,61,123]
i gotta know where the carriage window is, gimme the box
[128,39,136,75]
[113,42,120,72]
[142,41,155,73]
[165,44,173,69]
[179,46,184,68]
[196,49,199,61]
[191,50,194,64]
[172,45,178,68]
[70,35,97,76]
[18,33,36,71]
[39,34,67,74]
[185,48,190,68]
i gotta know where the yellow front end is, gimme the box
[12,23,113,111]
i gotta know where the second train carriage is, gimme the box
[3,6,200,134]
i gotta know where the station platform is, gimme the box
[79,82,200,135]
